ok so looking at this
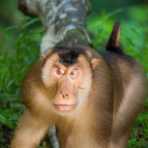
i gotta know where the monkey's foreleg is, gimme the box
[11,111,49,148]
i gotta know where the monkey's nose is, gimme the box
[62,93,69,99]
[60,91,69,99]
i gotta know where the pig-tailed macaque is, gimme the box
[11,23,147,148]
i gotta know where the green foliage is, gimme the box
[0,5,147,148]
[86,8,148,72]
[0,24,42,132]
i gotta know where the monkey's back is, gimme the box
[103,51,147,141]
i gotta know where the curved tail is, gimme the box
[106,22,124,54]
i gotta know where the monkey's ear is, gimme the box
[91,58,100,70]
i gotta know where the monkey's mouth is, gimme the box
[53,104,76,112]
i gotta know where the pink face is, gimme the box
[41,53,99,113]
[51,63,83,112]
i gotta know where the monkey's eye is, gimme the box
[69,68,80,79]
[53,67,65,77]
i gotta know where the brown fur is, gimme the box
[10,46,147,148]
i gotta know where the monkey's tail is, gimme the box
[106,22,124,55]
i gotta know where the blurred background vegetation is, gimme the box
[0,0,147,148]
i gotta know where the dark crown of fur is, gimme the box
[53,46,87,66]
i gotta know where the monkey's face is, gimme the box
[41,52,98,113]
